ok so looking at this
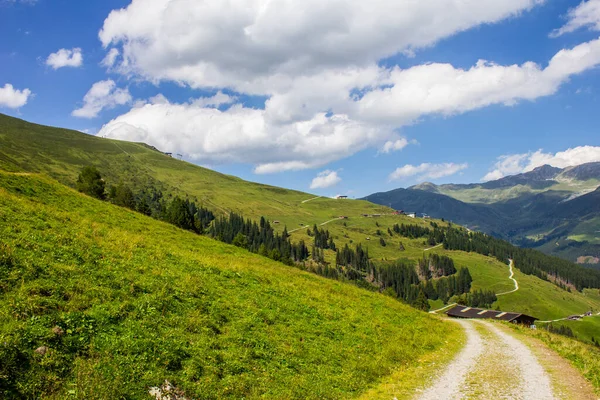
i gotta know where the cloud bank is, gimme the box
[95,0,600,174]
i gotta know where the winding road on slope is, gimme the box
[496,259,519,296]
[418,320,555,400]
[430,259,518,314]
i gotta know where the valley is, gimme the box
[364,165,600,264]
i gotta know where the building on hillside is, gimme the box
[446,305,537,326]
[336,195,348,199]
[165,152,173,157]
[406,213,416,218]
[392,210,405,215]
[422,214,431,219]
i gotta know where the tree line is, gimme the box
[76,166,493,313]
[77,166,215,233]
[392,222,445,246]
[417,253,456,279]
[210,214,310,265]
[443,227,600,291]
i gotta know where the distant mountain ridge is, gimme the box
[365,163,600,264]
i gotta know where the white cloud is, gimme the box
[99,0,543,90]
[46,48,83,69]
[101,48,119,68]
[95,1,600,174]
[381,138,410,154]
[72,80,131,118]
[191,91,237,108]
[550,0,600,38]
[389,163,468,181]
[0,83,32,108]
[310,170,342,189]
[482,146,600,181]
[99,100,385,172]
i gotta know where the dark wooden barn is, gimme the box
[446,305,537,326]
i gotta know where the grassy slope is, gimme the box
[0,171,462,399]
[436,180,600,204]
[0,113,389,229]
[1,113,598,343]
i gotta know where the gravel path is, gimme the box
[418,320,556,400]
[482,321,554,400]
[418,320,483,400]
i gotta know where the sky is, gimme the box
[1,0,600,197]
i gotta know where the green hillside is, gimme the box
[1,113,599,345]
[0,171,462,399]
[0,113,389,229]
[365,165,600,264]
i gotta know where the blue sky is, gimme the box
[1,0,600,197]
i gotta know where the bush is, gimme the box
[76,166,105,200]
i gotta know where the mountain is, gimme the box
[365,164,600,264]
[2,113,600,346]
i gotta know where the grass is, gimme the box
[0,113,390,230]
[357,321,465,400]
[0,171,463,399]
[494,269,600,321]
[2,112,599,346]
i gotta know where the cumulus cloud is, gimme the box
[389,163,468,181]
[101,48,119,68]
[191,91,237,108]
[483,146,600,181]
[99,0,543,90]
[0,83,32,108]
[550,0,600,37]
[310,170,342,189]
[99,99,385,172]
[99,38,600,172]
[72,80,131,118]
[95,1,600,174]
[46,48,83,69]
[381,138,410,154]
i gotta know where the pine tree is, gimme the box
[414,289,430,312]
[76,166,105,200]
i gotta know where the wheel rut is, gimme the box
[418,320,555,400]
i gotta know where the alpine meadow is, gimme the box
[3,0,600,398]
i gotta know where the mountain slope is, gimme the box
[0,113,389,232]
[2,113,599,345]
[365,165,600,263]
[0,171,461,399]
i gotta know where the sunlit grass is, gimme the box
[0,171,462,399]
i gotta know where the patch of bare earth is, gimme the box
[460,323,521,399]
[418,319,563,400]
